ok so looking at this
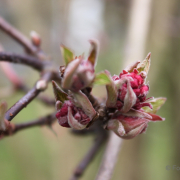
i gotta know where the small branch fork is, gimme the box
[0,15,60,122]
[0,60,55,106]
[5,71,53,121]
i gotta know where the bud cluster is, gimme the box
[56,100,90,128]
[113,68,151,112]
[52,41,97,130]
[52,42,166,139]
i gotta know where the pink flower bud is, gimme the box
[56,100,91,129]
[107,109,164,139]
[52,80,96,130]
[105,53,166,139]
[61,40,98,92]
[113,68,151,112]
[62,56,95,92]
[70,59,95,92]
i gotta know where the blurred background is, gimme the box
[0,0,179,179]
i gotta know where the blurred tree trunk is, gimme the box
[65,0,105,54]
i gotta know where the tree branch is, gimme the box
[14,112,56,133]
[0,16,45,59]
[5,72,53,121]
[0,52,47,71]
[70,126,108,180]
[95,133,123,180]
[1,113,56,138]
[0,61,55,106]
[16,84,55,106]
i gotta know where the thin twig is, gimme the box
[0,52,47,71]
[0,62,55,106]
[14,112,56,133]
[17,84,55,106]
[0,16,45,59]
[1,113,56,138]
[70,126,108,180]
[71,128,95,136]
[5,72,53,121]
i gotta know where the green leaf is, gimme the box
[137,52,151,74]
[143,97,167,114]
[93,71,111,85]
[88,39,98,67]
[52,81,68,102]
[60,45,74,66]
[106,82,118,108]
[93,71,118,108]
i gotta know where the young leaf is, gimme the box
[60,45,74,66]
[120,80,137,113]
[122,109,152,119]
[61,58,82,90]
[137,52,151,74]
[88,39,98,67]
[93,71,111,85]
[94,71,118,108]
[106,79,118,108]
[52,81,68,102]
[71,91,96,119]
[67,107,87,130]
[143,97,167,114]
[125,61,140,73]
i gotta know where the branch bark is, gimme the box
[0,52,46,71]
[14,112,56,133]
[0,61,55,106]
[14,84,55,106]
[5,72,53,121]
[95,133,123,180]
[70,126,108,180]
[1,113,56,138]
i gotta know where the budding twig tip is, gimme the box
[36,80,47,90]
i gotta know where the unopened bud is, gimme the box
[140,71,147,79]
[36,80,47,90]
[30,31,41,47]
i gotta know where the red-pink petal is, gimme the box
[147,113,165,121]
